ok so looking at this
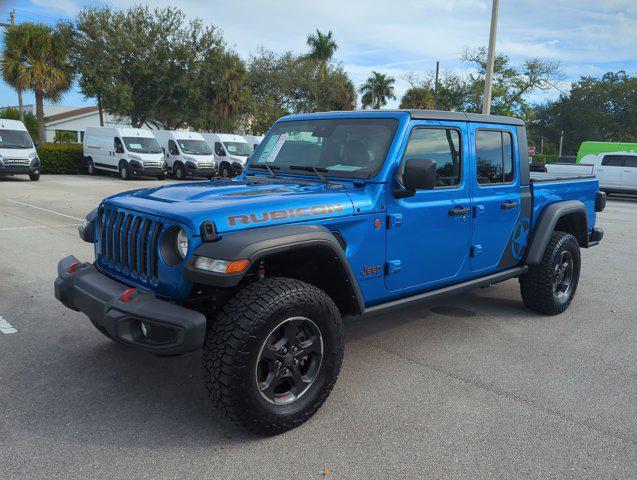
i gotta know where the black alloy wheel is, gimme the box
[255,316,323,405]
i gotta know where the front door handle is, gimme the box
[501,200,519,210]
[449,206,470,216]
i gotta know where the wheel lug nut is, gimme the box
[282,348,287,354]
[292,346,297,353]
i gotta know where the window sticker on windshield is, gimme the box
[129,143,142,149]
[266,134,287,163]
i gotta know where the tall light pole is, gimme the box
[482,0,499,115]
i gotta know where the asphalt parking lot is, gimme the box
[0,174,635,479]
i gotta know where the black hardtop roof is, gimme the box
[311,109,525,126]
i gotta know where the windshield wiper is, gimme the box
[288,165,330,184]
[251,164,280,178]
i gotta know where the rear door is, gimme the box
[621,155,637,190]
[469,124,521,272]
[385,121,472,292]
[596,154,624,188]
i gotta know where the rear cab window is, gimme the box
[475,130,514,185]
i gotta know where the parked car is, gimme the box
[545,152,637,194]
[199,133,251,177]
[154,130,216,180]
[576,141,637,163]
[243,134,264,153]
[56,110,605,436]
[0,119,40,181]
[83,126,167,180]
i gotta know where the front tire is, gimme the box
[87,158,96,175]
[29,173,40,181]
[219,163,231,178]
[520,231,581,315]
[173,163,186,180]
[203,277,344,436]
[119,161,131,180]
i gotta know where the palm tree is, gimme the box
[2,23,73,145]
[359,71,396,109]
[306,29,338,73]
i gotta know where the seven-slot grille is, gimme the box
[97,206,165,284]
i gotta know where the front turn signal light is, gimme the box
[194,257,250,274]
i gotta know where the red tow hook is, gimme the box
[69,261,82,273]
[120,288,137,303]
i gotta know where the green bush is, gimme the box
[37,143,85,174]
[531,153,558,164]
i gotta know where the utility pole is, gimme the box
[482,0,499,115]
[433,61,440,110]
[1,10,23,122]
[558,131,564,157]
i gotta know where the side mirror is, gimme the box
[395,157,437,198]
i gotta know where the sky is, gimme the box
[1,0,636,110]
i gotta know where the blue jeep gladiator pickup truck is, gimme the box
[55,110,605,435]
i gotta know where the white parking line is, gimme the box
[5,199,84,222]
[0,315,18,335]
[0,224,82,232]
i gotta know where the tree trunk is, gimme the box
[35,91,46,146]
[18,88,24,123]
[97,96,104,126]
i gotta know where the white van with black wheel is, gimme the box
[83,126,167,180]
[0,119,40,181]
[154,130,216,180]
[200,133,251,178]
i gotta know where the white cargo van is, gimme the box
[200,133,251,178]
[154,130,216,180]
[83,126,167,180]
[0,119,40,181]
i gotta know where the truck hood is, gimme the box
[104,176,358,234]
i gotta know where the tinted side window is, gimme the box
[623,156,637,168]
[401,128,461,187]
[168,140,179,155]
[476,130,514,184]
[601,155,624,167]
[215,142,226,156]
[114,137,124,153]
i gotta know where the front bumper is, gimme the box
[186,163,217,177]
[132,166,167,177]
[0,162,40,175]
[54,255,206,355]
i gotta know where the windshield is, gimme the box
[177,139,212,155]
[122,137,162,154]
[0,129,33,149]
[249,118,398,179]
[224,141,251,156]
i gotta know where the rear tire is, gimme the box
[119,161,131,180]
[29,173,40,181]
[520,231,580,315]
[202,277,344,436]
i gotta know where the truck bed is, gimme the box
[530,171,595,183]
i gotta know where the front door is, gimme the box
[469,124,524,272]
[385,121,472,292]
[596,154,624,188]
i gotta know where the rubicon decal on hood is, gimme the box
[228,203,345,226]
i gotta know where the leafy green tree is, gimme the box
[72,5,244,130]
[360,72,396,109]
[530,71,637,155]
[53,130,77,143]
[399,87,434,109]
[1,22,73,145]
[245,48,355,134]
[0,107,38,139]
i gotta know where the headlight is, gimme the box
[176,228,189,259]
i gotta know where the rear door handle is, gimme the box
[501,200,519,210]
[449,206,470,216]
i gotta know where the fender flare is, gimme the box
[525,200,588,265]
[183,224,365,314]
